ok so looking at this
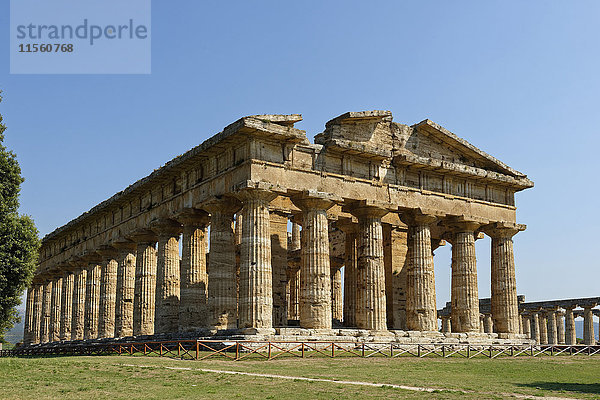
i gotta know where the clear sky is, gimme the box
[0,1,598,308]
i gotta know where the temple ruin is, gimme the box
[22,110,535,345]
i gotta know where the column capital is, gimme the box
[150,218,183,238]
[400,209,439,226]
[291,190,339,211]
[442,216,482,233]
[96,245,119,261]
[235,186,278,203]
[127,228,158,245]
[201,196,242,215]
[343,200,389,219]
[482,222,526,238]
[175,207,210,226]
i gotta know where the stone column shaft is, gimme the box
[483,314,493,333]
[40,279,52,343]
[287,222,301,320]
[565,308,576,345]
[531,312,540,343]
[59,271,74,341]
[50,275,63,342]
[449,224,480,333]
[178,210,210,332]
[331,266,343,323]
[71,267,87,340]
[98,255,118,339]
[557,312,565,344]
[341,225,358,327]
[238,189,277,332]
[114,245,136,337]
[153,220,182,335]
[538,312,548,344]
[31,284,43,344]
[546,310,558,345]
[84,262,101,339]
[205,200,239,330]
[403,213,438,331]
[133,235,158,336]
[522,314,531,339]
[583,307,595,345]
[441,316,451,333]
[23,287,35,345]
[270,212,288,327]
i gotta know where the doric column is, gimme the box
[538,311,548,344]
[441,316,451,333]
[348,203,388,331]
[50,274,63,342]
[237,188,277,333]
[556,311,565,344]
[84,255,102,339]
[401,211,438,331]
[40,278,53,343]
[151,219,183,335]
[446,219,481,333]
[176,209,210,332]
[338,221,357,327]
[59,270,74,341]
[97,246,119,339]
[546,309,558,345]
[484,223,523,334]
[270,211,289,327]
[287,220,301,321]
[113,240,136,337]
[292,192,336,330]
[23,286,35,345]
[31,283,43,344]
[203,198,240,331]
[565,308,576,345]
[583,307,595,345]
[483,313,493,333]
[530,312,540,343]
[71,265,87,340]
[330,264,343,324]
[521,313,531,339]
[479,315,485,333]
[131,229,158,336]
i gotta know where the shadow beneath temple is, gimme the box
[516,382,600,395]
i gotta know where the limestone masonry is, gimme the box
[23,110,541,345]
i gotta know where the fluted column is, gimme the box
[203,198,240,331]
[151,219,183,335]
[479,315,485,333]
[84,256,102,339]
[441,316,451,333]
[583,307,595,345]
[484,223,523,334]
[31,283,43,344]
[521,314,531,339]
[531,312,540,343]
[50,274,63,342]
[59,270,74,341]
[131,230,158,336]
[565,308,576,345]
[292,193,335,330]
[483,314,493,333]
[538,312,548,344]
[546,309,558,345]
[237,188,277,333]
[23,287,35,345]
[330,264,343,324]
[177,209,210,332]
[338,221,358,327]
[113,240,136,337]
[270,211,289,327]
[557,311,565,344]
[97,247,119,339]
[401,211,438,331]
[447,220,481,333]
[287,221,301,321]
[71,266,87,340]
[349,204,388,331]
[40,278,52,343]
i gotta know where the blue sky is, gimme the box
[0,1,599,308]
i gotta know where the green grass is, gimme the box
[1,354,599,399]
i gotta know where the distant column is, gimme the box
[538,312,548,345]
[583,307,595,345]
[203,198,240,331]
[484,223,523,334]
[401,211,438,331]
[479,315,485,333]
[59,270,75,341]
[287,220,301,321]
[237,188,277,333]
[23,287,35,345]
[291,193,335,330]
[50,274,63,342]
[330,264,343,324]
[441,316,451,333]
[97,247,119,339]
[564,308,576,345]
[84,256,102,339]
[270,211,289,327]
[546,309,558,345]
[521,314,531,339]
[71,265,87,340]
[40,278,53,343]
[556,311,565,344]
[131,230,159,336]
[152,219,183,335]
[113,240,137,338]
[31,283,43,344]
[338,221,358,327]
[530,312,540,344]
[177,209,210,333]
[483,313,493,333]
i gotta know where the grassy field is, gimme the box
[1,354,599,399]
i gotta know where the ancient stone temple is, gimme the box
[23,110,534,345]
